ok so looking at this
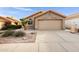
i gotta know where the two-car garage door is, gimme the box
[38,20,62,30]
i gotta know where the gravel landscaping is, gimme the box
[0,30,36,44]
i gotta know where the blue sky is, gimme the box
[0,7,79,19]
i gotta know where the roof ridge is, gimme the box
[24,11,43,19]
[0,16,11,22]
[66,12,79,19]
[6,17,18,22]
[34,10,66,18]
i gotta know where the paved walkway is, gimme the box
[0,30,79,52]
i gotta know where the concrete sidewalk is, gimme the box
[0,30,79,52]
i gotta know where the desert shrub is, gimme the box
[1,30,25,37]
[13,31,25,37]
[2,30,14,37]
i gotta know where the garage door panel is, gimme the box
[38,20,62,30]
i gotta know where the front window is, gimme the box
[28,19,32,25]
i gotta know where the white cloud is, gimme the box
[13,7,33,11]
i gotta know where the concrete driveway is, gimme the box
[0,30,79,52]
[36,31,79,52]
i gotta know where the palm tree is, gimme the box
[20,18,28,30]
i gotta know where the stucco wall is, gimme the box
[0,19,5,29]
[36,12,64,19]
[35,12,65,29]
[0,22,5,29]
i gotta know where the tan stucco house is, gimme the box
[24,10,66,30]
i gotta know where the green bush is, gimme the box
[7,25,17,30]
[2,30,14,37]
[13,31,25,37]
[1,25,22,30]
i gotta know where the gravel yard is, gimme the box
[0,30,36,44]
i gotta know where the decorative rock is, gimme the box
[22,37,27,40]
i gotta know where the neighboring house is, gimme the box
[6,17,21,25]
[0,16,11,29]
[0,16,21,30]
[65,13,79,29]
[24,10,66,30]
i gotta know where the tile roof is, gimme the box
[25,11,43,19]
[0,16,19,24]
[0,16,11,22]
[34,10,66,19]
[25,10,66,19]
[6,17,18,22]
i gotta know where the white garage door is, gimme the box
[38,20,62,30]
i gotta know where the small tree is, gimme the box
[20,18,28,30]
